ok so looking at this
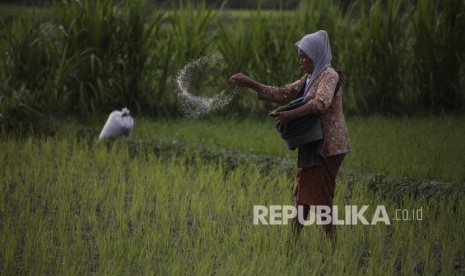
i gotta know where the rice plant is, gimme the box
[0,134,463,274]
[127,115,465,183]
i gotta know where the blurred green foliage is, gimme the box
[1,0,465,127]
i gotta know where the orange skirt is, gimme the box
[293,154,345,207]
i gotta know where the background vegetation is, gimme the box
[1,0,465,128]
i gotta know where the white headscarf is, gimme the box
[295,30,332,92]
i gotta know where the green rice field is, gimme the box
[1,116,465,274]
[129,116,465,183]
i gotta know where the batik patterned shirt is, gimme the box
[257,67,351,157]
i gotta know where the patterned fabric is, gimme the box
[293,154,346,206]
[293,153,346,237]
[257,67,351,157]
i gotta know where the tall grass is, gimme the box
[1,135,464,274]
[412,0,465,114]
[0,0,158,124]
[147,0,231,116]
[49,0,158,115]
[0,16,49,121]
[345,0,411,114]
[216,12,273,114]
[1,0,465,122]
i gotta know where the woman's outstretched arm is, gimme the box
[230,73,303,104]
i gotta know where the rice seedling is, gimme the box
[1,133,463,274]
[124,115,465,183]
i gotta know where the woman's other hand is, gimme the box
[270,111,294,133]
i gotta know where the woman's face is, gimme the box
[298,49,313,74]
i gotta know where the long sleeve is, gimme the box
[256,76,306,104]
[305,70,339,113]
[301,68,350,157]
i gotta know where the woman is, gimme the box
[230,30,351,239]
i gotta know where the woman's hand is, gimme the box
[270,110,294,133]
[230,73,266,96]
[230,73,252,87]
